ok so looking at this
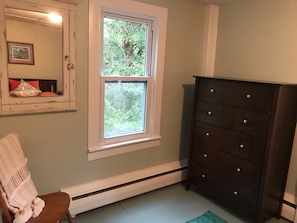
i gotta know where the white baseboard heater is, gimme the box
[61,159,296,220]
[61,160,188,217]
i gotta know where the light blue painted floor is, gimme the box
[67,183,290,223]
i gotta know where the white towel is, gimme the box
[0,133,45,223]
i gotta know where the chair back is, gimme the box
[0,133,73,223]
[0,190,13,223]
[0,133,40,223]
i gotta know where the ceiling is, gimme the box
[5,8,62,26]
[6,8,50,22]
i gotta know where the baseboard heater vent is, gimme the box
[61,160,188,217]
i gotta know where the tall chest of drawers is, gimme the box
[186,76,297,223]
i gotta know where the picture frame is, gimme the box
[7,41,34,65]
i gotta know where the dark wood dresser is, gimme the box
[186,76,297,223]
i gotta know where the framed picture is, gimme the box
[7,41,34,65]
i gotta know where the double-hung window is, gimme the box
[88,0,168,160]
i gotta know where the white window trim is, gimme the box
[88,0,168,160]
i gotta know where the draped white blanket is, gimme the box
[0,133,45,223]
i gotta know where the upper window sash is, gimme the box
[101,11,153,78]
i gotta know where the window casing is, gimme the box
[88,0,167,160]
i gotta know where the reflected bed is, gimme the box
[8,78,57,97]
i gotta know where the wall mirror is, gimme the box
[0,0,77,115]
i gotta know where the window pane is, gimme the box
[103,16,148,77]
[104,81,147,138]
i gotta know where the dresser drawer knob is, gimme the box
[201,174,206,178]
[239,144,245,149]
[233,191,238,196]
[205,132,210,137]
[236,168,241,172]
[243,119,248,124]
[210,88,215,93]
[246,94,252,99]
[207,111,212,115]
[203,153,208,158]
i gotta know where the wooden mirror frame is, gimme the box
[0,0,77,115]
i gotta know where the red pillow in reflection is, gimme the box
[9,79,40,90]
[39,92,58,97]
[9,79,20,90]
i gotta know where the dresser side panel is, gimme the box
[257,85,297,222]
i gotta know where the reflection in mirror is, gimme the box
[0,0,76,115]
[5,8,63,95]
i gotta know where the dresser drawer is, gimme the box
[192,142,261,188]
[189,164,223,201]
[220,178,258,219]
[221,152,261,189]
[189,164,258,219]
[191,143,220,170]
[197,78,275,112]
[195,100,270,138]
[194,122,265,164]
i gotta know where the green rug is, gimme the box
[185,211,228,223]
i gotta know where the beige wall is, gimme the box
[215,0,297,195]
[0,0,206,194]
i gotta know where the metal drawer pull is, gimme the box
[236,168,241,172]
[239,144,245,149]
[243,119,248,124]
[205,132,210,137]
[207,111,212,115]
[201,174,206,178]
[246,94,252,99]
[233,191,238,195]
[210,88,215,93]
[203,153,208,158]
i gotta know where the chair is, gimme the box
[0,192,73,223]
[0,133,73,223]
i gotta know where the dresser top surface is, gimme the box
[194,75,297,86]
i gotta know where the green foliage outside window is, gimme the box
[103,17,147,77]
[103,16,149,138]
[104,82,146,138]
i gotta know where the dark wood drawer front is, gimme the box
[189,164,223,200]
[220,179,258,219]
[195,101,270,138]
[192,143,261,188]
[190,164,258,219]
[197,78,275,112]
[221,152,261,188]
[191,144,220,170]
[194,122,265,164]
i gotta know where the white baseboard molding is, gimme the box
[281,192,296,222]
[61,160,188,216]
[282,203,295,222]
[61,160,296,220]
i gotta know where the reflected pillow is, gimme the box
[10,80,41,97]
[9,79,40,90]
[39,92,58,97]
[8,79,19,90]
[27,80,40,89]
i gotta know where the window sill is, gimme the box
[88,136,161,161]
[0,107,79,116]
